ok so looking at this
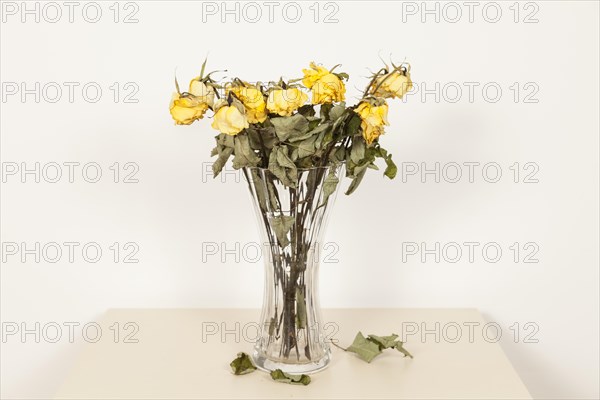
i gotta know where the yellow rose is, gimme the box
[374,71,413,99]
[189,78,216,107]
[311,73,346,104]
[302,62,330,89]
[169,92,209,125]
[211,104,249,135]
[355,101,389,145]
[302,62,346,104]
[266,88,308,116]
[230,86,267,123]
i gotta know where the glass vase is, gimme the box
[243,164,343,374]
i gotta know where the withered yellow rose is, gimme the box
[374,71,412,99]
[302,62,330,89]
[355,101,389,145]
[169,93,210,125]
[230,86,267,123]
[266,88,308,116]
[302,62,346,104]
[211,104,249,135]
[311,73,346,104]
[189,78,216,107]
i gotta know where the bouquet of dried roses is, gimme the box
[170,60,412,194]
[170,60,412,374]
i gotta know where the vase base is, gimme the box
[251,349,332,375]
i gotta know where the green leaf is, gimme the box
[211,133,236,177]
[287,129,316,143]
[290,121,330,145]
[268,317,277,337]
[297,104,316,118]
[268,146,297,188]
[308,118,320,131]
[332,113,346,133]
[230,352,257,375]
[312,123,334,153]
[247,127,278,151]
[368,334,414,358]
[346,332,382,363]
[320,168,339,206]
[213,147,233,178]
[276,146,296,169]
[305,168,319,193]
[217,133,235,149]
[311,122,332,135]
[314,126,332,150]
[350,136,366,164]
[383,156,397,179]
[296,156,314,168]
[295,287,307,329]
[333,145,346,162]
[345,164,368,195]
[371,146,397,180]
[344,112,362,137]
[290,148,299,161]
[271,114,309,142]
[268,158,292,187]
[249,169,268,211]
[337,332,414,363]
[394,341,414,359]
[266,179,280,210]
[329,103,345,121]
[296,135,318,158]
[320,103,333,120]
[232,134,261,169]
[270,369,311,385]
[271,214,295,247]
[367,334,399,350]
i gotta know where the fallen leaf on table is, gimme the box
[230,352,257,375]
[270,369,311,385]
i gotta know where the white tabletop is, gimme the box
[54,308,531,399]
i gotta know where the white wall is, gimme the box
[1,1,598,399]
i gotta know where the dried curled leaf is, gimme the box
[367,334,400,350]
[211,134,236,177]
[270,369,311,385]
[328,103,346,121]
[271,215,295,247]
[394,341,414,359]
[268,146,298,188]
[343,332,414,362]
[346,332,382,363]
[230,352,257,375]
[232,135,261,169]
[320,168,340,206]
[271,114,309,142]
[345,164,368,195]
[368,334,413,358]
[212,147,233,177]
